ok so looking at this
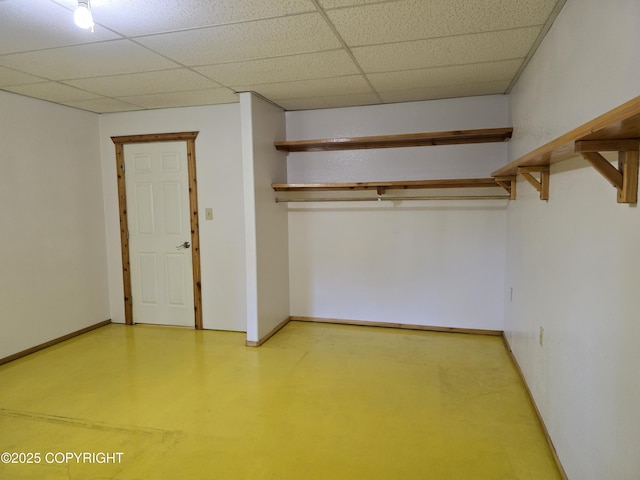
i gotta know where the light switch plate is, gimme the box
[205,208,213,220]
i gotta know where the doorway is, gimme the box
[111,132,202,329]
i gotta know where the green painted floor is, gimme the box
[0,322,562,479]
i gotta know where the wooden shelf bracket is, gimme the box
[518,166,550,200]
[494,176,517,200]
[574,140,639,204]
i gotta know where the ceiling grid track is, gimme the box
[310,0,384,104]
[0,0,566,112]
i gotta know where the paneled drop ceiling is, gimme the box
[0,0,565,113]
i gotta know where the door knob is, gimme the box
[176,241,191,250]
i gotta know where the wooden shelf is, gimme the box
[272,178,500,192]
[273,127,512,202]
[492,97,640,177]
[274,128,513,152]
[491,96,640,204]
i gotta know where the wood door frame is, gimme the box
[111,132,203,330]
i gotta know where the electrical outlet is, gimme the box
[539,326,544,347]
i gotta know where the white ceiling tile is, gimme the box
[327,0,558,46]
[278,92,382,110]
[353,27,541,73]
[0,0,121,55]
[0,40,179,80]
[367,59,522,92]
[194,50,359,87]
[237,75,374,100]
[0,66,44,87]
[135,14,342,66]
[318,0,388,8]
[63,69,222,97]
[60,97,145,113]
[325,93,382,108]
[119,88,238,109]
[78,0,316,37]
[3,81,101,102]
[378,80,511,103]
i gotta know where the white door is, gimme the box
[124,142,195,327]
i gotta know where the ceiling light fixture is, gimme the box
[74,0,94,31]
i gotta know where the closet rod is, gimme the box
[276,195,510,203]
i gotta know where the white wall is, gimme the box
[0,91,109,359]
[289,201,507,330]
[286,96,510,330]
[99,103,247,332]
[506,1,640,478]
[240,93,290,343]
[509,0,640,160]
